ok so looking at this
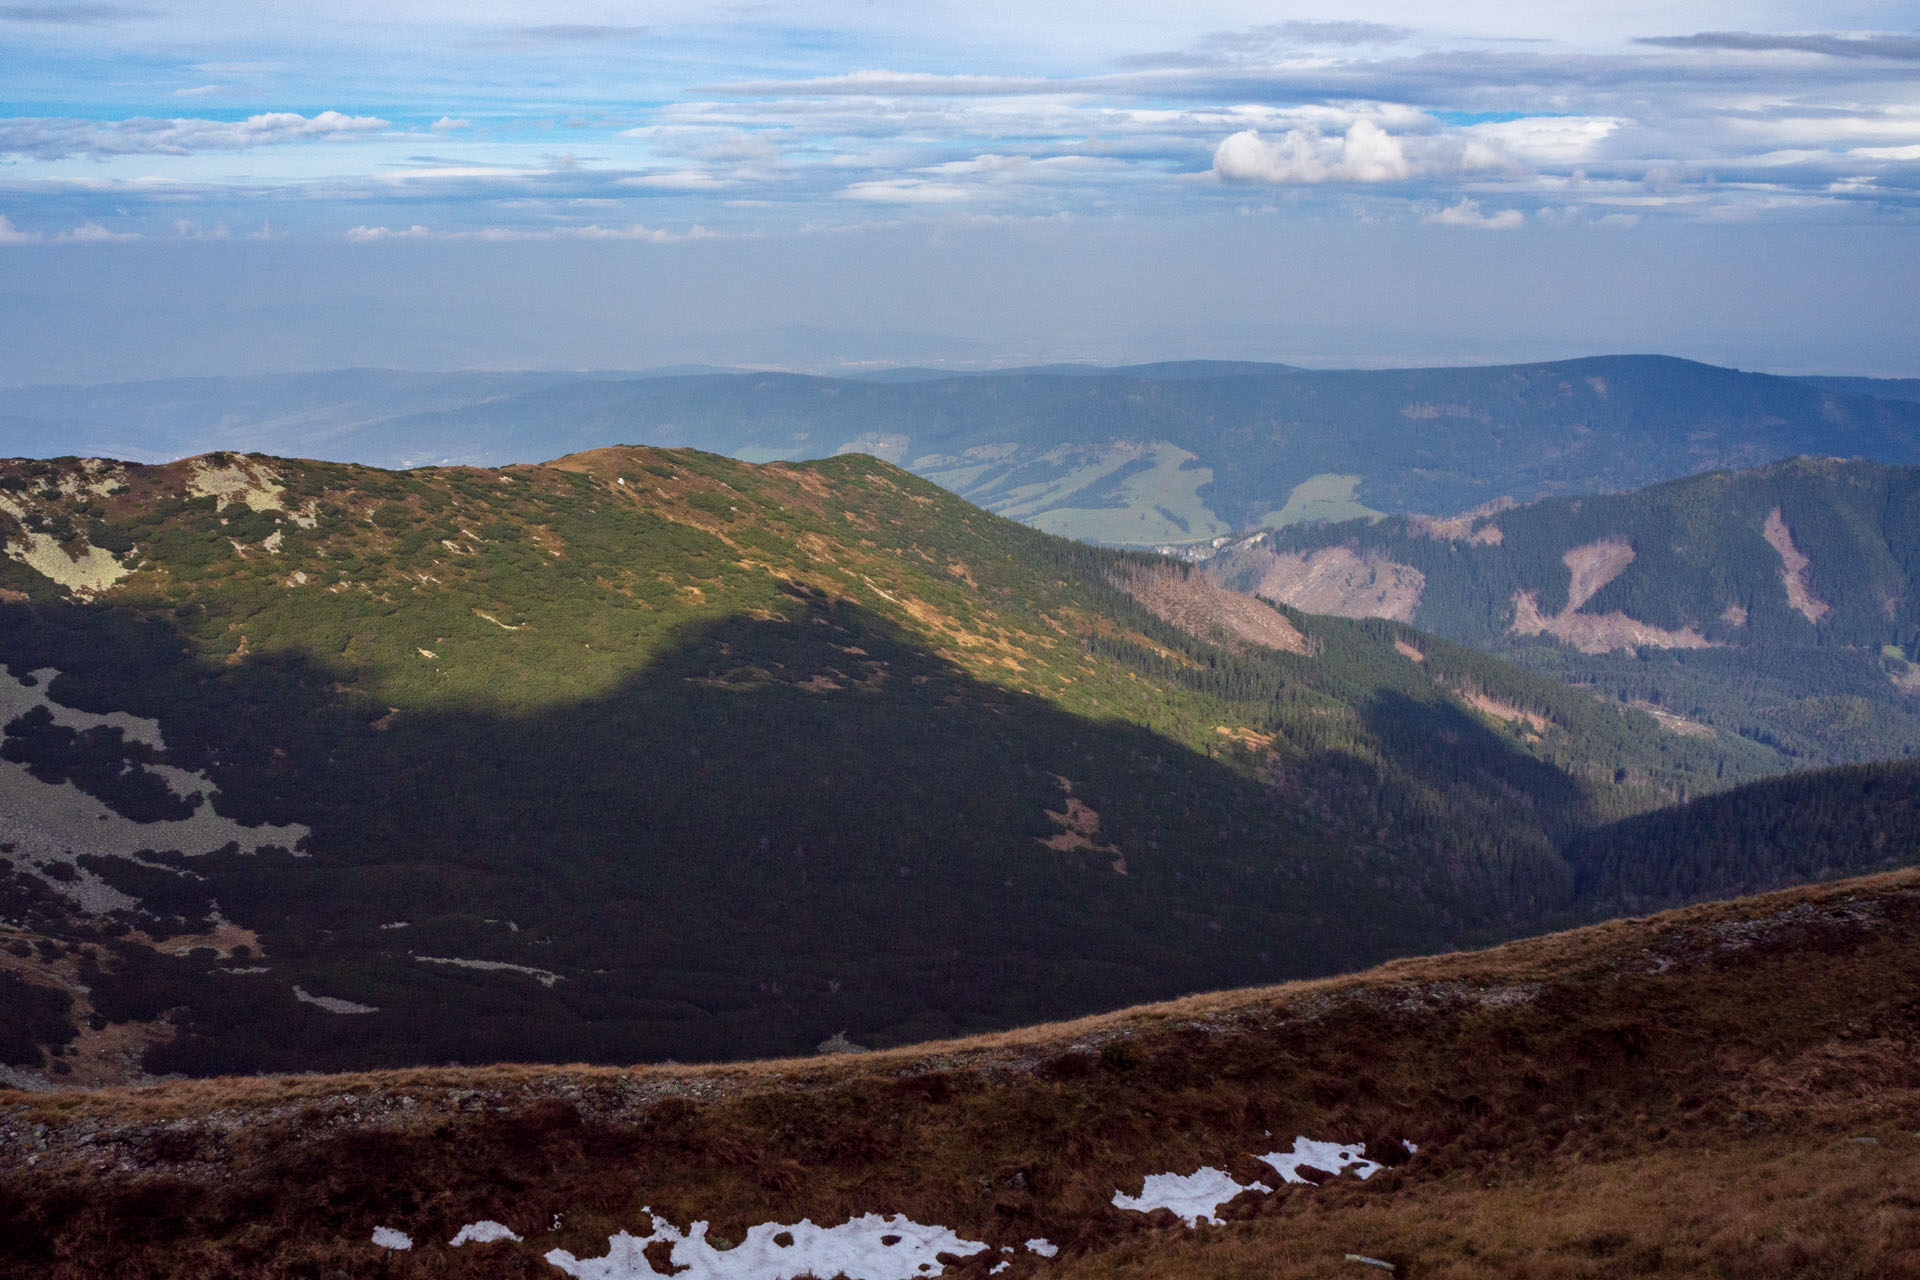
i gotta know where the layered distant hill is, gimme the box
[6,356,1919,548]
[0,445,1839,1082]
[1209,457,1920,766]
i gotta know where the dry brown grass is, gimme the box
[4,870,1919,1278]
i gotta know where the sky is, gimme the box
[1,0,1917,383]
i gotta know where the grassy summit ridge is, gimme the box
[0,447,1842,1077]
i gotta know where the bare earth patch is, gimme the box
[1115,565,1309,654]
[1630,701,1718,738]
[1447,686,1549,734]
[1037,777,1126,874]
[1407,497,1513,545]
[1562,539,1636,612]
[1763,507,1831,624]
[1509,540,1716,655]
[1224,547,1426,623]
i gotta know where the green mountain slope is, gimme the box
[9,356,1920,547]
[1568,758,1920,915]
[0,447,1776,1079]
[1209,457,1920,765]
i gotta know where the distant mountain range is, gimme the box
[6,443,1893,1083]
[1208,456,1920,766]
[6,356,1919,548]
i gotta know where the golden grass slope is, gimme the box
[5,869,1920,1278]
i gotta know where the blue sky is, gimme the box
[1,1,1917,381]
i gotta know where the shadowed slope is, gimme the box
[4,869,1917,1279]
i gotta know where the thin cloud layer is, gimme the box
[1636,32,1920,60]
[0,111,387,159]
[0,3,1913,288]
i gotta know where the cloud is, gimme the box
[488,24,648,46]
[0,111,388,159]
[0,4,146,23]
[1423,198,1524,229]
[1119,19,1410,69]
[710,70,1053,98]
[1636,32,1920,60]
[1202,20,1410,51]
[1465,117,1620,166]
[430,117,472,133]
[345,224,430,242]
[837,152,1134,204]
[60,220,137,241]
[0,213,138,242]
[1269,21,1409,46]
[1213,120,1517,184]
[840,178,973,203]
[346,222,712,243]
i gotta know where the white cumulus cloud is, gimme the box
[1423,198,1524,229]
[1213,120,1517,184]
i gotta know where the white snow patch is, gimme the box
[1113,1137,1395,1227]
[545,1210,989,1280]
[1256,1136,1381,1185]
[1111,1167,1264,1226]
[293,984,378,1015]
[1025,1238,1058,1258]
[415,955,563,987]
[371,1226,413,1250]
[451,1220,522,1245]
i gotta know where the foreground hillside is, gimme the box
[0,447,1782,1080]
[5,870,1918,1279]
[1210,457,1920,765]
[8,356,1920,548]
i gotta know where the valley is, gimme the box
[0,443,1852,1085]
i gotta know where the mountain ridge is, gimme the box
[1207,455,1920,766]
[8,355,1920,547]
[0,444,1795,1081]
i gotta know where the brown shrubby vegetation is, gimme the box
[5,869,1919,1278]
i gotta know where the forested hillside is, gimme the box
[1568,758,1920,915]
[1210,457,1920,765]
[0,447,1784,1082]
